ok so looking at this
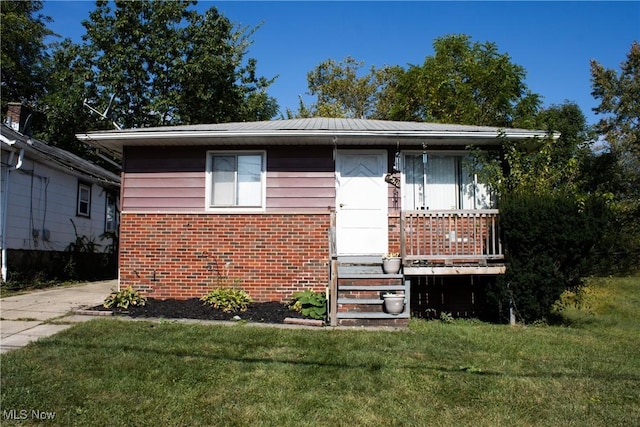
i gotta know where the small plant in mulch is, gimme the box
[200,288,253,313]
[289,290,327,320]
[104,287,147,309]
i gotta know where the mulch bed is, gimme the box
[89,298,306,324]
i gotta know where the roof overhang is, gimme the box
[76,119,554,160]
[1,125,120,187]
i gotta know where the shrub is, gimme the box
[490,192,608,323]
[104,287,147,309]
[289,290,327,320]
[591,199,640,275]
[200,288,252,313]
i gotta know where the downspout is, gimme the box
[1,146,24,282]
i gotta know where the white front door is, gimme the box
[336,150,388,255]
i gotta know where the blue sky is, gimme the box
[42,1,639,125]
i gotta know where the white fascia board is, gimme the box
[76,129,549,142]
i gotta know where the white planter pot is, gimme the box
[382,294,405,315]
[382,257,402,274]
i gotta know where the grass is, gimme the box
[1,276,639,426]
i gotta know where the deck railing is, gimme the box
[401,210,503,264]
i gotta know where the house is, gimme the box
[76,118,547,326]
[1,103,121,283]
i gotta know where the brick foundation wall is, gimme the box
[119,213,331,301]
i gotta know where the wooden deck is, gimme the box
[400,210,503,269]
[327,210,505,326]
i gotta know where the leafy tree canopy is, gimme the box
[78,0,278,129]
[590,41,640,201]
[0,0,53,113]
[37,0,278,155]
[293,35,541,127]
[389,34,541,127]
[297,56,399,119]
[469,101,592,200]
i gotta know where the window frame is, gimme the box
[105,192,119,233]
[205,151,267,212]
[76,181,92,217]
[401,150,494,211]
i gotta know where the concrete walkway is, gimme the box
[0,279,116,353]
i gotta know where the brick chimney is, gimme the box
[5,102,32,133]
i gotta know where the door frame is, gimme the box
[335,149,388,256]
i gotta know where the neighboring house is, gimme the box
[77,118,547,326]
[1,103,121,282]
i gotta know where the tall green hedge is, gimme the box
[490,192,609,322]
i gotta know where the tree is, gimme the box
[389,34,541,128]
[37,39,99,155]
[589,42,640,272]
[295,57,398,119]
[51,0,277,131]
[469,101,592,200]
[0,0,53,113]
[532,101,594,191]
[471,101,618,322]
[590,41,640,201]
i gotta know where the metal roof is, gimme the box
[76,117,552,159]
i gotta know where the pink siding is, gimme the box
[266,171,335,212]
[121,145,335,213]
[122,172,205,211]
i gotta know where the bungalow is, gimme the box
[77,118,546,326]
[1,103,121,282]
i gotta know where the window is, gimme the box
[403,153,494,210]
[105,193,118,232]
[77,182,92,217]
[206,152,265,209]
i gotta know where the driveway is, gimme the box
[0,279,116,353]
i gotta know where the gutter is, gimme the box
[76,128,555,161]
[1,135,24,282]
[76,128,550,142]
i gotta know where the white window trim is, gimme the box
[77,181,92,217]
[205,150,267,212]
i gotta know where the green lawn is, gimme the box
[2,276,639,426]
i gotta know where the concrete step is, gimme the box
[338,298,384,305]
[336,312,410,319]
[337,255,382,265]
[337,272,403,280]
[338,284,405,291]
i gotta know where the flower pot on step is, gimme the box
[382,257,402,274]
[382,293,405,315]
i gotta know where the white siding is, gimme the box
[4,157,113,252]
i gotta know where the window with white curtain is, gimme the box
[403,153,494,210]
[206,152,265,209]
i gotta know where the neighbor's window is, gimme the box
[105,193,118,232]
[403,153,494,210]
[77,181,92,217]
[206,152,265,209]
